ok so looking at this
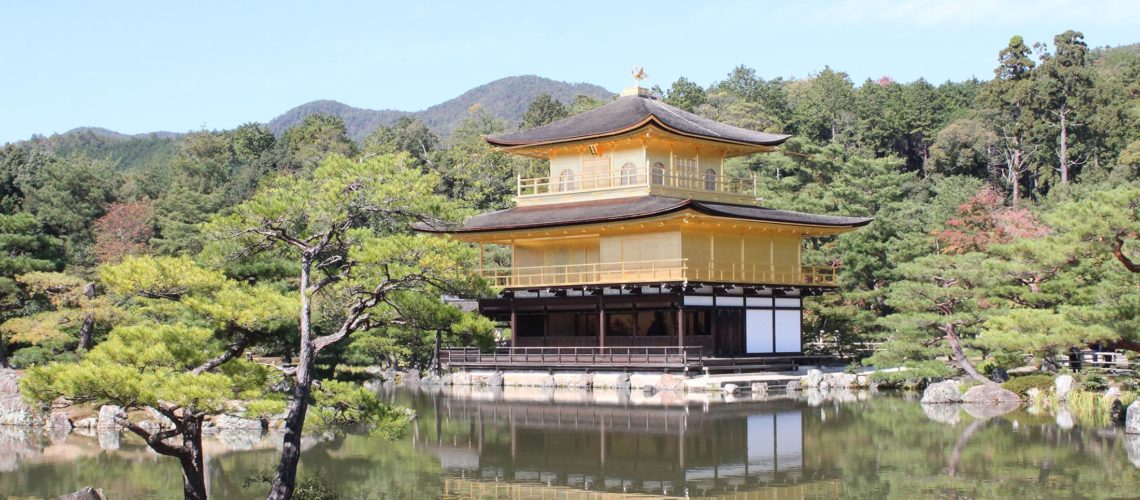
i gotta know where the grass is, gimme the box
[1030,388,1137,427]
[1002,374,1055,396]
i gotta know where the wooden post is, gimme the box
[509,298,517,350]
[677,306,685,348]
[598,294,606,348]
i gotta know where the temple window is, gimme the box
[620,162,638,186]
[651,161,666,185]
[704,168,717,191]
[558,169,576,191]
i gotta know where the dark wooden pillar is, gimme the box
[509,297,517,350]
[676,305,685,348]
[598,294,606,348]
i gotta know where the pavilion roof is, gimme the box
[419,196,872,234]
[485,94,791,149]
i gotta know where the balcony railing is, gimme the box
[517,165,757,199]
[478,258,838,288]
[441,346,704,370]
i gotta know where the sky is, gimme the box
[3,0,1138,143]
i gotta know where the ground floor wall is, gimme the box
[479,286,805,356]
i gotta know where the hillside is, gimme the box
[266,75,613,141]
[21,127,181,172]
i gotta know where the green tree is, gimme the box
[20,256,294,500]
[17,154,118,263]
[869,253,997,382]
[929,118,997,178]
[664,76,707,112]
[567,94,606,115]
[787,67,856,145]
[361,116,439,168]
[0,213,64,366]
[518,93,568,130]
[206,153,486,499]
[1034,30,1094,185]
[279,114,357,171]
[0,272,117,359]
[436,106,528,210]
[980,35,1038,207]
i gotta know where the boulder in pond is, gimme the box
[1056,408,1075,429]
[920,380,962,404]
[56,487,107,500]
[1127,401,1140,434]
[961,383,1020,404]
[922,403,962,425]
[616,373,631,391]
[1127,435,1140,467]
[721,383,740,395]
[0,369,43,427]
[751,382,768,395]
[570,373,593,389]
[1111,399,1127,425]
[487,371,504,388]
[1054,374,1075,401]
[44,411,72,431]
[96,405,122,430]
[214,414,262,430]
[784,380,800,393]
[803,369,823,388]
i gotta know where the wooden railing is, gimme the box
[441,346,704,370]
[480,258,688,288]
[517,165,757,198]
[478,259,838,288]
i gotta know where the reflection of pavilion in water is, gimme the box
[411,393,828,496]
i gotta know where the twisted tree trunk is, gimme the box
[268,254,314,500]
[944,323,988,383]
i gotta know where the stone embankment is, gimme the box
[405,367,882,395]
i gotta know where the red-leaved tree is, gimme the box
[94,200,154,263]
[937,186,1049,254]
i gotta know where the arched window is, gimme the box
[651,162,666,185]
[620,162,637,186]
[704,168,717,191]
[558,169,575,192]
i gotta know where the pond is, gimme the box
[1,385,1138,499]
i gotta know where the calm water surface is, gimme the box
[2,385,1138,499]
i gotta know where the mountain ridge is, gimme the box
[266,75,614,140]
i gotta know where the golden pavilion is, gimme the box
[428,81,871,370]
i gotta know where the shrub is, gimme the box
[1078,369,1109,392]
[1003,374,1055,395]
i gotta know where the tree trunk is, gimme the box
[1011,147,1022,209]
[1059,110,1069,185]
[78,283,96,351]
[433,330,442,376]
[944,323,988,383]
[268,255,315,500]
[0,334,7,368]
[179,415,209,500]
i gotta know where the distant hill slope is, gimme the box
[266,75,614,141]
[12,75,613,171]
[21,127,181,172]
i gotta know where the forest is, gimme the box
[0,30,1137,378]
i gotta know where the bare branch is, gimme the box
[115,414,184,457]
[191,331,255,375]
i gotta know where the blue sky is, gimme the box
[3,0,1137,143]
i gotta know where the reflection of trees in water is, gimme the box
[4,391,1140,498]
[820,397,1140,498]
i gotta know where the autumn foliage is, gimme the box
[93,200,154,263]
[937,186,1050,254]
